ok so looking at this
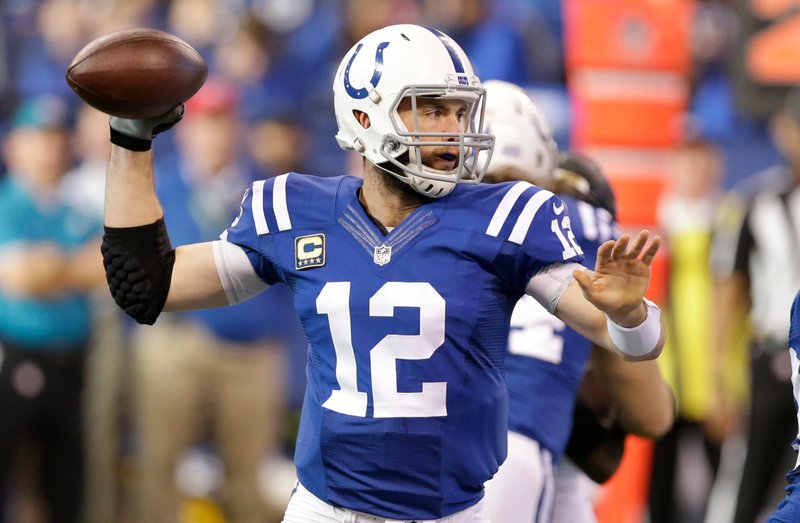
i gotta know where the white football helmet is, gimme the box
[333,24,495,198]
[481,80,557,185]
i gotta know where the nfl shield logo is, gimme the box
[373,244,392,266]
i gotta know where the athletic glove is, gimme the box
[109,104,185,152]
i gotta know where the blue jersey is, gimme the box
[505,196,619,459]
[767,291,800,522]
[223,173,582,520]
[791,290,800,368]
[789,291,800,465]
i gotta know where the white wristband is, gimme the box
[606,298,662,358]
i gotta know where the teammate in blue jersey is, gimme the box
[479,80,674,523]
[767,290,800,523]
[99,24,665,522]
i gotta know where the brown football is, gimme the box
[66,28,208,119]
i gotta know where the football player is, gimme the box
[100,24,664,522]
[766,289,800,523]
[478,80,674,523]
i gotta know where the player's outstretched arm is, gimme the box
[555,230,665,361]
[103,109,227,323]
[104,106,187,224]
[589,348,675,438]
[165,243,229,311]
[105,145,163,227]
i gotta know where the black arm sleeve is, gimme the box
[101,218,175,325]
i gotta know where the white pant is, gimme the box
[551,458,597,523]
[483,431,555,523]
[282,483,491,523]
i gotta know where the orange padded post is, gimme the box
[563,1,693,521]
[594,436,656,523]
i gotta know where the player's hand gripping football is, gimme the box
[109,104,185,152]
[572,230,661,327]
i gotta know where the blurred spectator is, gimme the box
[248,0,315,34]
[340,0,419,47]
[246,115,305,177]
[8,0,88,103]
[710,87,800,523]
[167,0,239,62]
[214,9,344,176]
[0,95,104,523]
[280,1,356,178]
[650,138,728,523]
[420,0,558,85]
[61,104,126,523]
[0,13,12,134]
[61,105,109,217]
[130,79,302,523]
[496,0,564,85]
[87,0,168,35]
[212,14,297,125]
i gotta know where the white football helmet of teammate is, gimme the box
[333,24,495,198]
[482,80,557,186]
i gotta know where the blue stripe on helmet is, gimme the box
[424,26,469,84]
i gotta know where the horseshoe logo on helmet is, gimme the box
[343,42,390,99]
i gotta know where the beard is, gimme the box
[373,151,433,204]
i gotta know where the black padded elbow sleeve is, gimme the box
[101,218,175,325]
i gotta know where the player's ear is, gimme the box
[354,110,370,129]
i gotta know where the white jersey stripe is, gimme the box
[486,181,531,238]
[509,190,554,245]
[273,173,292,231]
[252,180,269,235]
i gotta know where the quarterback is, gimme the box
[100,24,664,522]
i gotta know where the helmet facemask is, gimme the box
[376,84,494,198]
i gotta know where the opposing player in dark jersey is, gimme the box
[479,80,673,523]
[100,24,664,522]
[767,290,800,522]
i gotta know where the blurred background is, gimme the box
[0,0,797,522]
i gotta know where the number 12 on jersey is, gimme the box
[316,281,448,418]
